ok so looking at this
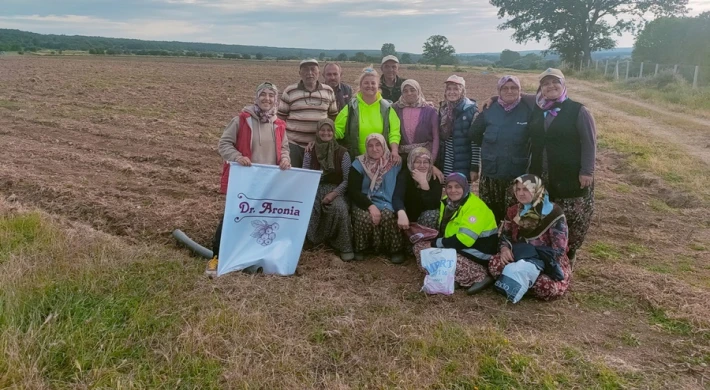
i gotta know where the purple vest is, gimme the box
[394,105,437,146]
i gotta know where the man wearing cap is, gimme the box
[323,62,353,112]
[278,59,339,168]
[380,55,406,103]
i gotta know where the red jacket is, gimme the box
[220,112,286,194]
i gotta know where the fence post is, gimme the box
[625,61,630,79]
[673,64,678,74]
[655,63,659,76]
[693,65,699,89]
[615,61,619,80]
[588,59,591,68]
[639,62,644,78]
[580,58,583,71]
[604,60,609,76]
[595,60,599,71]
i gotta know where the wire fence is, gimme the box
[562,59,709,88]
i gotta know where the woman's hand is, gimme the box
[368,205,382,226]
[432,166,444,183]
[478,97,495,112]
[470,171,479,183]
[390,143,401,165]
[279,159,291,170]
[236,156,252,166]
[322,191,338,205]
[397,210,410,230]
[411,170,430,190]
[500,246,514,265]
[304,141,316,153]
[579,174,593,189]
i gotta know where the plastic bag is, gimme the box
[494,260,541,303]
[419,248,457,295]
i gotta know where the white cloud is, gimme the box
[341,8,462,17]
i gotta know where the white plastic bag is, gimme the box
[419,248,457,295]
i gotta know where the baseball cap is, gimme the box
[381,55,399,65]
[299,58,319,67]
[538,68,565,81]
[445,75,465,87]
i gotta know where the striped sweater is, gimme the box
[277,81,339,147]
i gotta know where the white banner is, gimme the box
[218,163,321,276]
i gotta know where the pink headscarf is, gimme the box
[535,77,568,117]
[497,75,522,112]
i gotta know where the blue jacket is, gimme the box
[437,97,480,178]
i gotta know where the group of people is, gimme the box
[207,55,597,302]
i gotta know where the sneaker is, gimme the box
[340,252,355,261]
[205,257,218,278]
[466,275,494,295]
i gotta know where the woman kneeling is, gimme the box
[489,174,572,302]
[414,173,498,295]
[348,133,408,263]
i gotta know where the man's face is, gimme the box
[323,64,341,88]
[299,64,320,84]
[381,61,398,79]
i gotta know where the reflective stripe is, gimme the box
[479,228,498,238]
[458,227,478,240]
[461,248,493,260]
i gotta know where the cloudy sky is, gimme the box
[2,0,710,53]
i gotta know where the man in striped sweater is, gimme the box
[278,59,339,168]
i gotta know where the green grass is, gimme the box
[0,99,22,111]
[575,292,635,311]
[690,243,707,251]
[588,242,622,261]
[649,308,693,336]
[649,199,674,213]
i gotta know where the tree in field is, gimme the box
[351,52,368,62]
[242,53,251,60]
[336,53,348,61]
[319,52,326,61]
[422,35,456,69]
[633,12,709,65]
[381,43,397,58]
[499,49,520,66]
[255,52,264,60]
[400,53,413,64]
[489,0,688,66]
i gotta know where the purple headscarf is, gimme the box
[497,75,522,112]
[535,76,567,117]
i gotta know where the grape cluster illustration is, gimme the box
[251,220,279,246]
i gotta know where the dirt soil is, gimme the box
[1,56,709,387]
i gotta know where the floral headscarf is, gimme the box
[248,82,279,123]
[407,147,433,183]
[512,174,563,238]
[497,75,522,112]
[357,133,393,193]
[395,79,427,108]
[535,75,568,118]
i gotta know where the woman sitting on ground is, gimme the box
[207,82,291,277]
[302,119,354,261]
[488,174,571,302]
[414,172,499,295]
[403,147,442,229]
[348,133,408,264]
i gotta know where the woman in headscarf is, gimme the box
[302,119,354,260]
[207,82,291,277]
[403,147,443,229]
[413,172,499,295]
[437,75,480,187]
[393,79,440,163]
[488,174,571,301]
[471,75,532,224]
[528,68,596,264]
[348,133,408,264]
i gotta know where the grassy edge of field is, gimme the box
[0,203,644,389]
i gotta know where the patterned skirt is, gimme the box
[413,241,490,287]
[488,253,572,300]
[551,187,595,257]
[417,209,440,230]
[306,184,353,253]
[479,175,515,225]
[351,206,404,254]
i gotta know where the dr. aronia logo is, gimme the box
[233,193,303,223]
